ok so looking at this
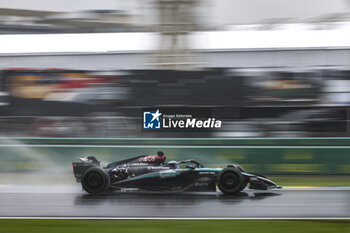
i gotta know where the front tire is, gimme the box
[81,167,110,194]
[217,168,246,194]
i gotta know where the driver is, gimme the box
[166,161,179,169]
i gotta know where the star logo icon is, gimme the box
[151,109,162,122]
[143,109,162,129]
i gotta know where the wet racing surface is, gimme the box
[0,185,349,218]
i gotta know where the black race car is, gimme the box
[72,151,281,194]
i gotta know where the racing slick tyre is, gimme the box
[217,167,245,194]
[81,167,110,194]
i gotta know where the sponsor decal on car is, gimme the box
[199,171,216,175]
[159,170,178,178]
[139,156,159,162]
[194,182,209,187]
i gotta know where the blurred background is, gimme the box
[0,0,349,138]
[0,0,349,177]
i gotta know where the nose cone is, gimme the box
[247,174,282,190]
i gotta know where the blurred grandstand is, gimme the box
[0,1,349,138]
[0,67,348,138]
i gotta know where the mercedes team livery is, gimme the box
[72,151,281,194]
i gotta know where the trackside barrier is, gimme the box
[0,137,349,174]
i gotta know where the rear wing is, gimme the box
[72,156,100,182]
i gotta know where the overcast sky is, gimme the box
[0,0,349,24]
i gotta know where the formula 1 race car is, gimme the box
[72,151,281,194]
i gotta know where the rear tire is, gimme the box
[217,168,245,194]
[81,167,110,194]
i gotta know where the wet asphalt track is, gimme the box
[0,185,349,218]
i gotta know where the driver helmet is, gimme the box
[167,161,179,169]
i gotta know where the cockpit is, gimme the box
[165,159,204,169]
